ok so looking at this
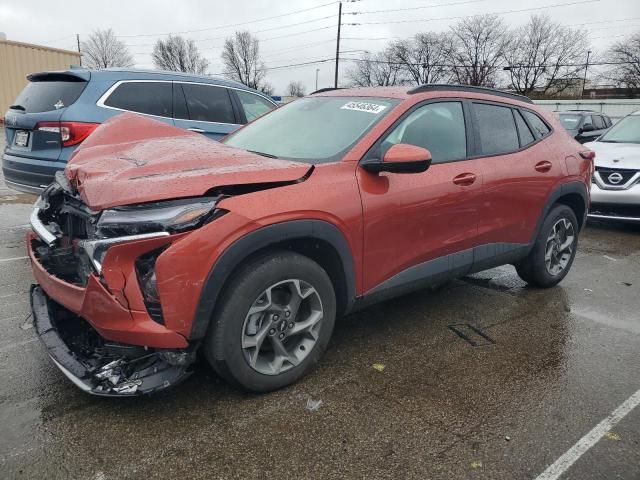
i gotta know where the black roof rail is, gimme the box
[310,87,344,95]
[565,109,598,113]
[407,84,533,104]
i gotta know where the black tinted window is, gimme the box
[604,116,612,127]
[515,110,535,146]
[474,103,519,155]
[523,110,551,138]
[105,82,172,117]
[382,102,467,163]
[593,115,605,129]
[181,84,235,123]
[12,80,86,113]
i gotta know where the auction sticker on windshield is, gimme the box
[341,101,387,114]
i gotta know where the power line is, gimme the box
[116,1,339,38]
[339,56,638,68]
[123,15,338,47]
[352,0,601,26]
[345,0,491,16]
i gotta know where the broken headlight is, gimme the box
[96,197,222,238]
[80,198,226,274]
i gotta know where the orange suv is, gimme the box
[28,85,593,396]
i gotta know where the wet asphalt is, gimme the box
[1,129,639,479]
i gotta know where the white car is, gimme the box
[586,110,640,222]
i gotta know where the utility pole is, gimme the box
[316,68,320,91]
[581,50,591,98]
[76,34,82,66]
[334,1,342,89]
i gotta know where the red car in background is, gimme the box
[28,85,593,396]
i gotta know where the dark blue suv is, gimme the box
[3,68,277,193]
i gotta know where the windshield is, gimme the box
[558,113,582,130]
[223,96,399,163]
[598,115,640,144]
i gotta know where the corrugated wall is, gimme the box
[0,40,81,117]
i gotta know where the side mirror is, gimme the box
[361,144,432,174]
[580,123,595,133]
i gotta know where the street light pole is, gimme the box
[316,68,320,91]
[581,50,591,98]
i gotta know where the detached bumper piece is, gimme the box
[31,286,193,396]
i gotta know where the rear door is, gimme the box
[4,72,89,163]
[475,103,558,249]
[173,83,240,140]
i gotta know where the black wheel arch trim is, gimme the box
[532,181,589,243]
[190,219,357,340]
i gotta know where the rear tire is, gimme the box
[204,251,336,392]
[516,204,579,288]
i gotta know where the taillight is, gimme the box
[579,150,596,176]
[36,121,99,147]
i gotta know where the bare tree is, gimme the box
[601,31,640,88]
[448,15,511,86]
[287,81,306,97]
[152,35,209,74]
[346,50,405,87]
[503,14,589,96]
[221,31,267,90]
[389,32,451,85]
[81,29,133,69]
[260,83,275,96]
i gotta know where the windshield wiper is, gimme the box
[248,150,279,159]
[9,104,25,111]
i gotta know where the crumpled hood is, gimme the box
[584,141,640,169]
[65,113,312,210]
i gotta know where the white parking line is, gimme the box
[535,388,640,480]
[0,256,28,262]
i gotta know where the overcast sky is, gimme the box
[1,0,639,94]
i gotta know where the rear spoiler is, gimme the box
[27,70,91,82]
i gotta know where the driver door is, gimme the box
[356,100,483,294]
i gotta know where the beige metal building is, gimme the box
[0,38,81,117]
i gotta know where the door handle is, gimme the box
[452,172,477,186]
[187,128,205,133]
[535,160,552,173]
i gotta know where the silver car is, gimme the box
[586,110,640,222]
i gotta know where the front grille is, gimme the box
[596,167,638,187]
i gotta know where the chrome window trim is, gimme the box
[96,79,276,126]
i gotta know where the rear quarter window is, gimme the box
[103,82,172,117]
[12,80,87,113]
[523,110,551,138]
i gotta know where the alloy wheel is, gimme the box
[545,218,575,276]
[241,279,324,375]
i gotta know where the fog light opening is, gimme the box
[135,247,167,325]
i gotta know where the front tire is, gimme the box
[204,251,336,392]
[516,204,579,288]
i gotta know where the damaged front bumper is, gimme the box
[31,285,194,396]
